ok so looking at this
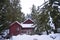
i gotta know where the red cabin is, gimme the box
[23,18,34,24]
[9,21,22,36]
[9,18,35,36]
[21,24,35,34]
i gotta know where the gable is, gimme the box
[23,19,34,24]
[10,21,22,28]
[9,22,22,35]
[10,21,35,29]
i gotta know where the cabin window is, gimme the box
[27,30,31,34]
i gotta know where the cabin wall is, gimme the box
[9,23,21,36]
[21,28,34,34]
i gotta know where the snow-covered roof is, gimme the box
[10,21,21,26]
[21,24,35,28]
[10,21,35,28]
[23,18,34,23]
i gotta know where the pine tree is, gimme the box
[0,0,10,32]
[48,0,60,33]
[31,5,37,21]
[31,2,51,35]
[0,0,25,33]
[6,0,24,22]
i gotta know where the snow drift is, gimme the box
[10,33,60,40]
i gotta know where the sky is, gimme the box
[20,0,48,15]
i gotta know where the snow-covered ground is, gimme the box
[10,33,60,40]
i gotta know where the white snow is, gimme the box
[10,33,60,40]
[2,29,9,37]
[10,21,21,26]
[21,24,35,28]
[10,21,35,28]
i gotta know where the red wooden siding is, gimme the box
[9,22,22,36]
[21,28,34,34]
[9,20,34,35]
[23,19,34,24]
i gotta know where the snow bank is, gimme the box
[10,34,60,40]
[49,33,60,40]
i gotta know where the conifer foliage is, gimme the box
[0,0,25,33]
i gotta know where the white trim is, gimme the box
[10,21,21,26]
[21,24,35,28]
[10,21,35,28]
[23,18,34,23]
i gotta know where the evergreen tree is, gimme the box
[7,0,24,22]
[0,0,10,32]
[48,0,60,33]
[0,0,25,33]
[35,0,60,33]
[31,5,37,21]
[31,2,51,35]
